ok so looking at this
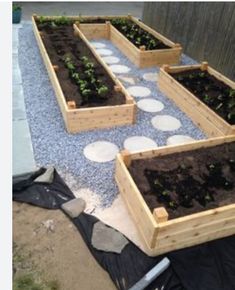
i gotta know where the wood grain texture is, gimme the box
[142,2,235,80]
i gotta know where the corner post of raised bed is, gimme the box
[120,150,131,167]
[74,21,80,36]
[67,101,76,110]
[32,13,38,21]
[114,85,122,92]
[53,65,59,71]
[201,61,209,71]
[106,21,111,39]
[140,45,146,51]
[127,13,132,20]
[162,64,170,73]
[153,207,169,223]
[174,43,182,51]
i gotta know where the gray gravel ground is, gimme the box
[19,23,206,207]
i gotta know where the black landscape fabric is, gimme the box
[13,168,75,208]
[13,168,235,290]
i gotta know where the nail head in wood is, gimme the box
[174,43,181,48]
[162,64,170,72]
[121,150,131,167]
[153,207,169,223]
[53,65,59,71]
[114,85,122,92]
[67,101,76,109]
[201,61,208,71]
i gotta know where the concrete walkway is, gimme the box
[13,23,36,176]
[19,2,144,20]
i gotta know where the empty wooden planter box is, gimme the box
[115,136,235,256]
[158,62,235,137]
[76,15,182,68]
[32,15,136,133]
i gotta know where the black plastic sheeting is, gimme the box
[13,168,235,290]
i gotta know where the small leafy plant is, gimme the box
[13,3,21,11]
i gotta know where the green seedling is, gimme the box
[82,89,92,97]
[81,56,89,63]
[215,102,223,111]
[98,85,108,97]
[38,15,46,24]
[229,89,235,97]
[85,62,94,69]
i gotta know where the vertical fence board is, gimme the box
[142,2,235,80]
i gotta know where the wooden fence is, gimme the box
[142,2,235,81]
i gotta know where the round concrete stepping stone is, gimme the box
[167,135,195,146]
[96,48,113,56]
[151,115,181,131]
[143,72,158,82]
[83,141,119,163]
[102,56,120,64]
[109,64,130,74]
[91,42,106,49]
[137,99,164,113]
[127,86,151,98]
[124,136,158,152]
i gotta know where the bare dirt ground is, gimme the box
[13,201,116,290]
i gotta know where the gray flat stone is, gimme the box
[62,198,86,218]
[13,85,26,120]
[13,66,22,84]
[91,221,129,253]
[13,29,19,42]
[13,120,36,176]
[34,167,54,183]
[12,53,19,65]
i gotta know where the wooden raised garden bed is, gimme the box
[158,62,235,137]
[32,15,136,133]
[115,136,235,256]
[75,15,182,68]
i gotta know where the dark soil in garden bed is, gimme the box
[36,22,126,108]
[170,69,235,125]
[128,142,235,219]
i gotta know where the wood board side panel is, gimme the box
[78,23,108,39]
[152,221,235,256]
[158,204,235,237]
[32,17,70,131]
[163,64,201,73]
[158,70,231,135]
[67,103,135,132]
[139,48,181,67]
[129,135,235,160]
[115,154,158,248]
